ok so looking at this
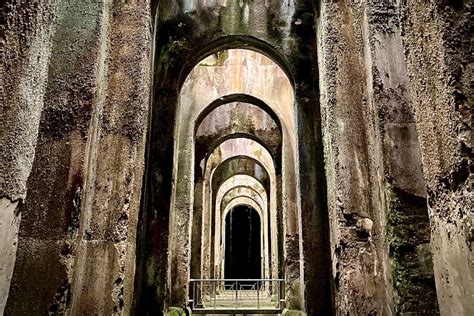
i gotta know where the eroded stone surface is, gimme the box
[1,1,471,315]
[0,199,20,315]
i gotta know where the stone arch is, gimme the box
[221,186,266,213]
[170,48,299,309]
[138,26,330,313]
[196,138,279,281]
[220,194,268,280]
[194,94,284,135]
[211,157,271,193]
[191,155,272,281]
[194,98,283,177]
[176,35,297,90]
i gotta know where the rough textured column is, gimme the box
[363,1,438,313]
[69,1,151,314]
[5,0,151,314]
[190,180,203,279]
[317,1,393,314]
[0,1,55,313]
[5,0,109,314]
[400,1,473,314]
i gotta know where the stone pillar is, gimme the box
[191,180,204,279]
[5,0,151,314]
[69,1,151,314]
[362,1,438,313]
[168,128,194,307]
[400,1,473,314]
[0,1,55,313]
[282,136,304,311]
[5,0,110,313]
[317,1,393,314]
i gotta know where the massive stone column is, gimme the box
[5,1,111,313]
[0,1,55,313]
[400,1,473,314]
[318,0,471,314]
[362,2,438,313]
[317,1,394,313]
[69,1,151,314]
[5,1,151,314]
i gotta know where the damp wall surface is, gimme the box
[317,0,471,314]
[1,1,56,313]
[317,1,394,313]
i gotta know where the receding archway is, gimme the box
[214,176,271,280]
[200,138,278,281]
[170,48,299,310]
[138,14,331,314]
[139,39,330,314]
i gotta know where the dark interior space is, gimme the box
[224,205,261,282]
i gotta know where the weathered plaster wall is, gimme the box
[400,1,473,314]
[1,1,55,313]
[4,0,151,315]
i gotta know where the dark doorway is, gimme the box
[224,205,261,282]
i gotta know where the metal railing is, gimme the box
[188,279,285,314]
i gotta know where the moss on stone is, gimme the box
[385,182,438,314]
[167,306,186,316]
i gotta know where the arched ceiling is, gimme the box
[220,186,266,216]
[210,157,270,193]
[181,49,294,125]
[196,102,281,145]
[177,49,296,150]
[223,198,264,223]
[215,174,267,218]
[206,138,275,178]
[221,185,265,206]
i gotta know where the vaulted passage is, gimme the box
[169,48,298,313]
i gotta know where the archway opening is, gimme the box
[138,16,332,314]
[224,205,261,282]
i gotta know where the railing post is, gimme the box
[257,281,260,310]
[235,281,238,309]
[277,280,281,309]
[192,281,195,309]
[279,280,286,310]
[213,281,216,309]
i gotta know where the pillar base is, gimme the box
[282,309,307,316]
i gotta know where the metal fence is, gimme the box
[188,279,285,313]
